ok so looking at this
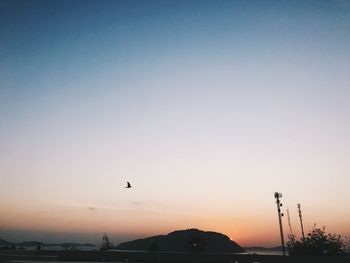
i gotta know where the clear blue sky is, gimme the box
[1,0,350,246]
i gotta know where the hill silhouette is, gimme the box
[116,228,245,253]
[0,238,95,248]
[0,239,11,246]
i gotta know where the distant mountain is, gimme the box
[0,238,95,247]
[58,243,96,248]
[17,241,42,246]
[17,241,95,247]
[0,238,11,246]
[116,228,245,253]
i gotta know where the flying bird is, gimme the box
[125,181,132,188]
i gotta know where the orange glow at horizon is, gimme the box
[2,199,349,247]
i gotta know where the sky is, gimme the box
[1,0,350,247]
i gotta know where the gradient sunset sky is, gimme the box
[1,0,350,247]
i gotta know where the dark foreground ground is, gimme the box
[0,250,349,263]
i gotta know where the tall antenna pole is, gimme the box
[274,192,286,256]
[287,208,293,236]
[298,203,305,240]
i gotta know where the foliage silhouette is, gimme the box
[342,236,350,254]
[287,226,345,256]
[100,233,113,251]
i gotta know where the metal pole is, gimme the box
[298,203,305,240]
[287,208,293,236]
[274,192,286,256]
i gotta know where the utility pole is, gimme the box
[298,203,305,240]
[287,208,293,236]
[274,192,286,256]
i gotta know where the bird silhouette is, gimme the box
[125,181,132,188]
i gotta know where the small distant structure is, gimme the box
[274,192,286,256]
[125,181,132,188]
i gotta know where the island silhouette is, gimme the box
[116,228,245,253]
